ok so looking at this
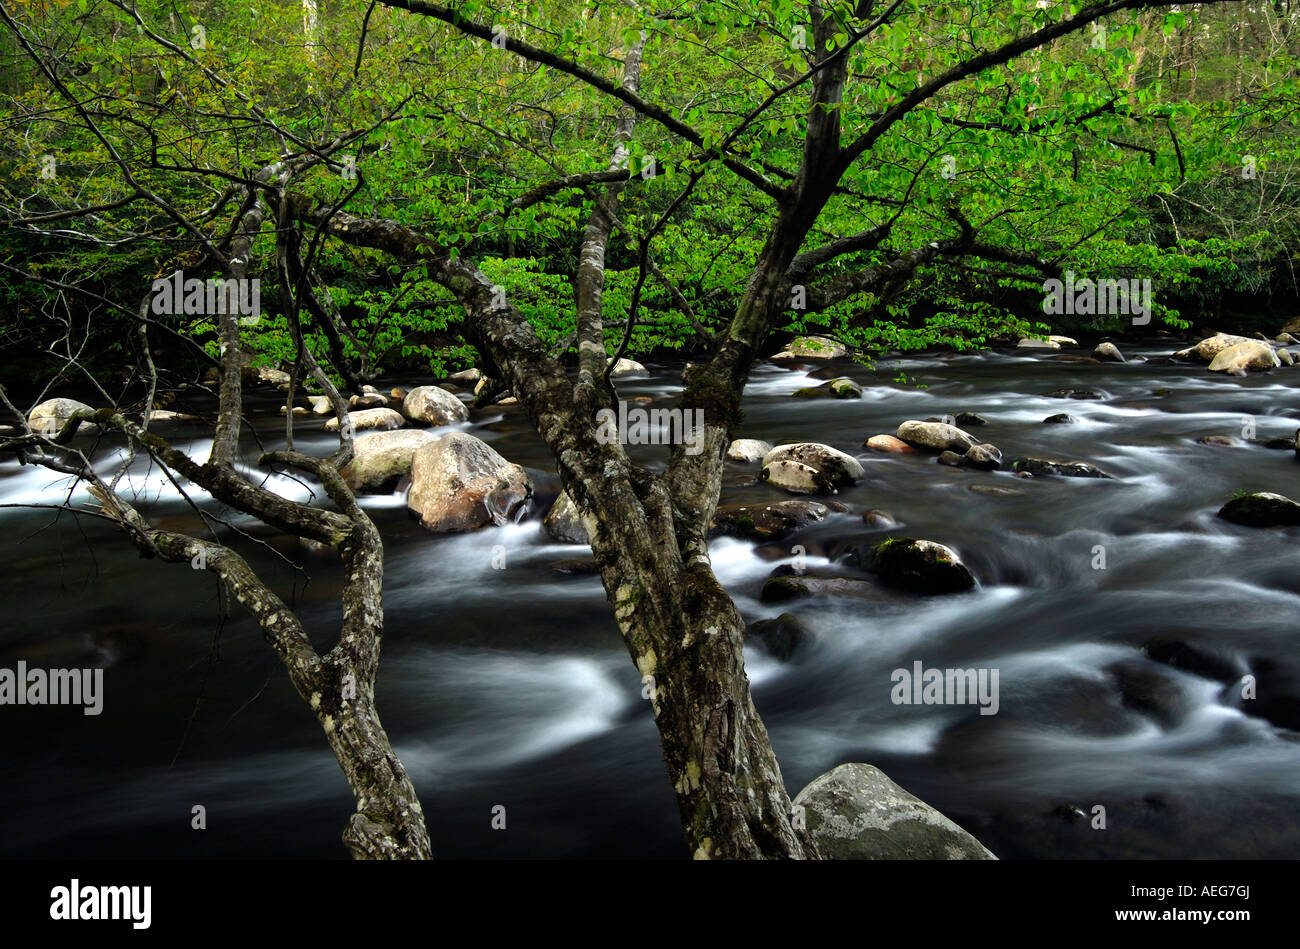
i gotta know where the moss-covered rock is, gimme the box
[710,500,830,541]
[869,537,975,594]
[1217,491,1300,527]
[747,612,813,661]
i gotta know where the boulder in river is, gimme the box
[407,432,533,532]
[726,438,772,463]
[793,763,997,860]
[609,358,649,378]
[1010,457,1114,479]
[869,538,975,594]
[964,443,1003,470]
[711,500,830,541]
[936,450,966,467]
[793,377,863,399]
[27,397,92,435]
[1207,341,1280,375]
[747,612,813,661]
[1017,338,1061,351]
[1093,341,1125,362]
[542,490,589,545]
[324,408,405,432]
[348,393,389,409]
[761,443,865,494]
[340,429,439,493]
[761,575,878,603]
[865,434,916,454]
[1173,332,1254,363]
[1042,413,1077,424]
[1217,491,1300,527]
[1046,387,1103,400]
[309,395,333,416]
[954,412,988,427]
[895,420,977,453]
[402,385,470,426]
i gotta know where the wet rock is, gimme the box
[1249,436,1296,450]
[1010,457,1114,479]
[447,368,484,385]
[279,405,311,416]
[747,612,813,661]
[1195,435,1240,448]
[895,420,978,453]
[1017,338,1060,351]
[726,438,773,463]
[256,367,292,388]
[862,509,897,528]
[609,358,649,378]
[865,434,916,454]
[761,443,865,495]
[27,397,92,436]
[340,429,439,493]
[549,558,599,577]
[1278,349,1294,367]
[1278,333,1300,345]
[793,763,996,860]
[869,538,975,594]
[309,395,333,415]
[1144,638,1245,684]
[1042,413,1077,424]
[390,387,409,402]
[761,575,877,603]
[348,393,389,409]
[1106,660,1190,728]
[1046,387,1103,400]
[1217,491,1300,527]
[407,432,533,532]
[1207,341,1280,375]
[964,443,1002,470]
[542,491,589,545]
[954,412,988,427]
[402,385,470,426]
[324,408,405,432]
[794,377,863,399]
[711,500,830,541]
[1174,332,1255,362]
[1093,341,1125,362]
[937,450,966,467]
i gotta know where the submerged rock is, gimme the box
[747,612,813,661]
[1217,491,1300,527]
[1046,387,1103,400]
[1010,457,1114,479]
[761,575,877,603]
[869,538,975,594]
[1042,413,1077,424]
[407,432,533,532]
[793,763,996,860]
[794,377,863,399]
[761,443,864,494]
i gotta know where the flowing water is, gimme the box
[2,345,1298,859]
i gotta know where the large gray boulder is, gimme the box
[407,433,533,532]
[27,397,92,436]
[726,438,773,463]
[1173,332,1254,363]
[794,763,996,859]
[340,429,439,493]
[761,443,865,495]
[895,420,978,453]
[324,408,405,432]
[1207,341,1280,375]
[402,385,470,426]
